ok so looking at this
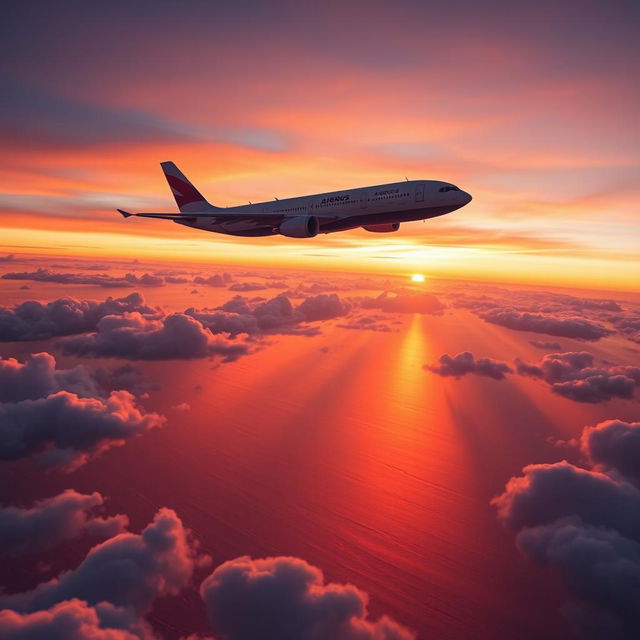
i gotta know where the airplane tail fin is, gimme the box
[160,161,218,212]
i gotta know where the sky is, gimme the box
[1,2,640,640]
[1,0,639,290]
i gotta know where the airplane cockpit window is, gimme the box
[438,185,460,192]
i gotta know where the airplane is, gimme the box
[117,162,472,238]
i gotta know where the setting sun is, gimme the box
[411,274,426,283]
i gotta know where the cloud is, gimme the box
[296,293,351,321]
[0,390,165,470]
[0,598,153,640]
[200,555,414,640]
[187,292,351,338]
[449,286,627,341]
[337,314,393,332]
[61,313,249,361]
[451,285,624,317]
[0,352,163,470]
[515,351,640,403]
[217,296,253,315]
[293,280,345,294]
[0,293,156,341]
[0,352,153,402]
[360,292,443,314]
[0,352,90,402]
[185,308,259,337]
[292,277,387,295]
[493,420,640,639]
[479,308,611,340]
[0,508,198,614]
[493,460,640,536]
[610,312,640,344]
[193,274,233,287]
[0,253,15,262]
[2,269,165,288]
[252,295,304,332]
[0,508,200,640]
[579,420,640,485]
[425,348,639,403]
[530,340,562,350]
[425,351,513,380]
[228,282,267,292]
[0,506,414,639]
[516,517,640,640]
[0,490,127,556]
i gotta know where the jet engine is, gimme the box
[279,216,319,238]
[362,223,400,233]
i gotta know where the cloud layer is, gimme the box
[2,269,165,288]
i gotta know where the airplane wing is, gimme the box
[116,209,340,223]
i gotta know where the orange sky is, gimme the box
[1,1,638,291]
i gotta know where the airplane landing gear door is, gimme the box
[415,184,424,202]
[360,190,367,208]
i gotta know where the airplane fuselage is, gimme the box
[176,179,472,237]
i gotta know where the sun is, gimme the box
[410,274,426,283]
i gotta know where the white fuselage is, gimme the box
[178,179,472,237]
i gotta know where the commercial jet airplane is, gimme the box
[117,162,472,238]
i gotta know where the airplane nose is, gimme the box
[461,191,472,205]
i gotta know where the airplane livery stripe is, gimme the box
[165,174,206,208]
